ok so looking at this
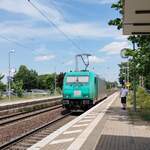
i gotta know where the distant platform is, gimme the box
[0,96,62,108]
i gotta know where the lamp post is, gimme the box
[8,50,15,101]
[54,66,56,95]
[107,67,111,89]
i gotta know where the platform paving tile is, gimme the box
[95,99,150,150]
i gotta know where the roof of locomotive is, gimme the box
[65,70,96,76]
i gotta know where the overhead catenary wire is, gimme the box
[28,0,83,51]
[0,35,33,50]
[49,0,82,42]
[49,0,65,19]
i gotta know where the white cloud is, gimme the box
[64,60,74,66]
[34,46,51,55]
[100,41,131,55]
[0,0,63,22]
[99,0,118,4]
[35,54,55,62]
[56,23,119,39]
[77,0,118,4]
[0,22,51,40]
[89,56,105,64]
[115,34,129,41]
[0,0,121,43]
[0,21,120,41]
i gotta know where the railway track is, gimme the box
[0,112,74,150]
[0,92,116,150]
[0,91,115,127]
[0,104,62,126]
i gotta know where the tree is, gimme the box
[0,74,5,99]
[38,74,48,89]
[14,65,38,91]
[108,0,123,30]
[46,74,55,93]
[109,0,150,89]
[56,72,65,89]
[12,80,23,97]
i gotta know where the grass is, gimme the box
[127,88,150,121]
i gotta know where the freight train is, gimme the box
[62,70,107,111]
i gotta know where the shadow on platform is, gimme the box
[105,105,150,127]
[95,134,150,150]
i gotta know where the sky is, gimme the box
[0,0,131,82]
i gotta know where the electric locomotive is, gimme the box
[62,70,107,111]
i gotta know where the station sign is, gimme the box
[123,0,150,35]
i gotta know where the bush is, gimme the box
[127,91,133,105]
[0,82,6,100]
[136,87,150,110]
[136,87,150,120]
[56,87,62,95]
[12,81,24,97]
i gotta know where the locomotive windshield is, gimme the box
[66,76,89,83]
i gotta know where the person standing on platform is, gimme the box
[120,85,128,110]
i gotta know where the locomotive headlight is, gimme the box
[83,95,89,98]
[83,100,89,104]
[63,100,69,104]
[64,95,69,98]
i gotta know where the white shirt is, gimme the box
[120,88,128,97]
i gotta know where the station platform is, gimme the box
[28,92,150,150]
[0,96,62,107]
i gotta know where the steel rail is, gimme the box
[0,104,62,126]
[0,112,71,150]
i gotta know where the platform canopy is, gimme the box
[123,0,150,35]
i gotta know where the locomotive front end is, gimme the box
[62,71,93,111]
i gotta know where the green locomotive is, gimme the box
[62,70,107,111]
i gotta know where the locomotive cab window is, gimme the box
[78,76,89,83]
[66,76,89,83]
[66,76,77,83]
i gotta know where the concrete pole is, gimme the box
[8,50,15,101]
[132,42,137,112]
[127,62,129,83]
[8,52,11,101]
[54,66,56,95]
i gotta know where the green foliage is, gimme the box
[106,81,118,89]
[0,74,4,80]
[118,62,128,85]
[108,18,122,30]
[136,87,150,120]
[46,74,55,93]
[108,0,123,29]
[128,87,150,120]
[14,65,38,90]
[56,72,64,89]
[11,65,64,96]
[0,74,5,99]
[56,87,62,95]
[38,73,64,92]
[38,74,49,89]
[109,1,150,90]
[12,80,24,97]
[136,87,150,110]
